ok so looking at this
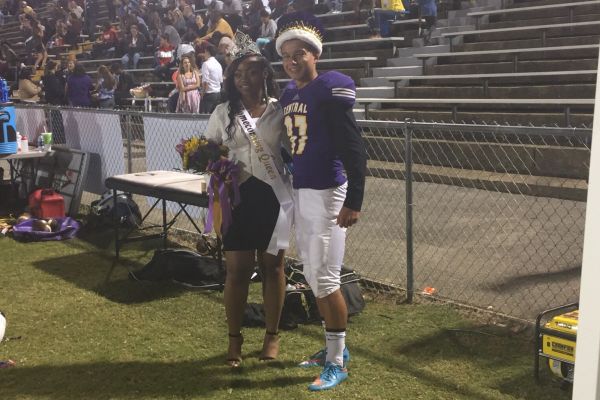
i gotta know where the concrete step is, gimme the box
[392,83,596,99]
[463,24,600,43]
[365,136,589,179]
[431,25,477,38]
[445,16,475,27]
[448,5,497,19]
[512,0,592,7]
[373,66,423,77]
[387,57,421,67]
[365,159,587,201]
[396,44,451,57]
[431,48,599,65]
[491,3,600,22]
[357,86,395,98]
[361,76,396,86]
[428,58,598,75]
[457,34,600,51]
[484,13,600,30]
[367,109,593,127]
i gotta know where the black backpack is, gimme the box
[131,249,225,290]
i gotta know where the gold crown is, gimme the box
[279,22,324,43]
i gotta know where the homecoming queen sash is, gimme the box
[237,104,294,255]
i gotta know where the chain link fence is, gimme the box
[8,104,590,322]
[355,120,589,321]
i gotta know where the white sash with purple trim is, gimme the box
[236,103,294,255]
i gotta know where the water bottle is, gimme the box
[37,135,43,150]
[0,79,7,103]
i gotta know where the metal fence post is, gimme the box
[403,119,415,304]
[125,113,133,173]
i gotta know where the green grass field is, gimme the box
[0,229,573,399]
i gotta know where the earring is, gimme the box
[263,77,269,103]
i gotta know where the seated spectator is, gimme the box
[121,24,146,69]
[222,0,242,16]
[182,4,196,26]
[199,10,233,41]
[204,0,224,12]
[197,41,221,113]
[170,8,187,34]
[223,12,242,34]
[162,15,182,49]
[92,21,119,58]
[256,10,276,53]
[94,65,116,108]
[67,0,83,19]
[64,12,82,45]
[66,63,92,106]
[84,0,98,36]
[245,0,264,38]
[215,34,233,69]
[48,20,68,49]
[326,0,342,13]
[370,0,407,38]
[154,33,175,81]
[41,60,66,105]
[17,66,41,102]
[110,62,135,106]
[192,14,208,38]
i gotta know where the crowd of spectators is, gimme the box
[0,0,437,112]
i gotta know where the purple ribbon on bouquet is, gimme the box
[204,159,240,238]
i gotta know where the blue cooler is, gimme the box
[0,104,17,155]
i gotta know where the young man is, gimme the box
[198,41,222,114]
[275,17,367,391]
[154,34,175,82]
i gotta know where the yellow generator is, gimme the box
[535,302,578,384]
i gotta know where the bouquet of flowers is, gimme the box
[175,136,240,238]
[175,136,229,173]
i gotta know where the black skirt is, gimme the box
[222,176,280,252]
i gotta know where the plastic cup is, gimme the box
[42,132,52,150]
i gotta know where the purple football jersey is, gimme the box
[280,71,356,190]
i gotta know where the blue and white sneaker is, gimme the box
[298,347,350,368]
[308,361,348,391]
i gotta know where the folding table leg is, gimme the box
[114,189,120,261]
[162,198,168,248]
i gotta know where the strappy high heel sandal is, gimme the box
[226,332,243,367]
[259,331,280,361]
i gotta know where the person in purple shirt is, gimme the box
[66,63,92,107]
[276,15,367,392]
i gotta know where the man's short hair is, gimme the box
[110,62,122,72]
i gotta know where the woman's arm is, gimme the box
[177,73,186,92]
[188,70,201,90]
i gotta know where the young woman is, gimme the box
[17,66,41,102]
[175,54,201,114]
[204,46,292,367]
[95,65,116,109]
[66,63,92,107]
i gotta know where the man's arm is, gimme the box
[326,100,367,227]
